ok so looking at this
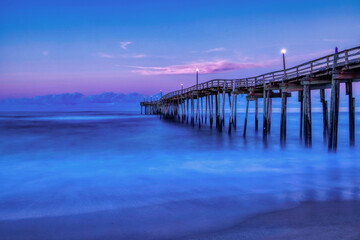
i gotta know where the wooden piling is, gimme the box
[346,81,355,146]
[229,92,234,134]
[182,99,185,122]
[191,95,195,126]
[328,50,339,151]
[255,98,258,131]
[263,89,268,137]
[243,99,249,137]
[221,90,226,128]
[205,95,208,124]
[268,98,272,133]
[303,83,312,146]
[320,89,328,142]
[215,92,219,129]
[210,94,214,128]
[234,95,237,128]
[201,97,204,124]
[298,91,303,139]
[196,96,200,126]
[186,98,189,124]
[177,97,180,122]
[280,90,287,142]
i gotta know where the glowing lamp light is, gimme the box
[281,49,286,54]
[196,68,199,72]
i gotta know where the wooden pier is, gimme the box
[141,46,360,151]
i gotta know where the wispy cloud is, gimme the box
[322,38,345,43]
[42,51,49,56]
[131,60,264,76]
[97,52,146,59]
[191,47,226,54]
[97,52,114,58]
[204,47,225,53]
[120,41,132,50]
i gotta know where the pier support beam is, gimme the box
[346,81,355,146]
[221,89,225,128]
[320,89,328,142]
[234,95,237,128]
[267,97,272,133]
[280,90,287,143]
[299,91,303,139]
[201,97,204,124]
[255,98,258,131]
[216,92,219,129]
[186,98,189,124]
[196,96,200,127]
[328,50,339,152]
[205,96,208,124]
[191,95,195,126]
[210,95,213,128]
[303,83,312,147]
[243,99,249,137]
[177,98,180,122]
[229,85,235,133]
[263,89,268,138]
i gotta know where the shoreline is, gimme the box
[182,200,360,240]
[1,200,359,240]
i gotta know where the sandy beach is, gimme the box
[1,200,359,240]
[184,201,360,240]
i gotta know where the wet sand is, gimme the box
[184,201,360,240]
[1,201,359,240]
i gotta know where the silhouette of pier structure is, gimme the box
[140,46,360,151]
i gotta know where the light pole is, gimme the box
[281,49,287,80]
[181,83,183,93]
[196,68,199,89]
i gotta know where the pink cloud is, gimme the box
[131,60,264,76]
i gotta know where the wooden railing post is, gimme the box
[345,50,349,66]
[327,56,330,69]
[296,67,299,78]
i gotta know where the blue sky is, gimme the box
[1,0,360,98]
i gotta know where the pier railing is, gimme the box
[143,46,360,104]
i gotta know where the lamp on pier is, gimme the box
[281,49,287,80]
[196,68,199,89]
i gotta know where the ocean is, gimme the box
[0,110,359,239]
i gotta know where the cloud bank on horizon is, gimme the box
[0,92,151,108]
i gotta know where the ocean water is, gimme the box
[0,110,359,239]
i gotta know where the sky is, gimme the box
[0,0,360,99]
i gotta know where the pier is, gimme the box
[140,46,360,151]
